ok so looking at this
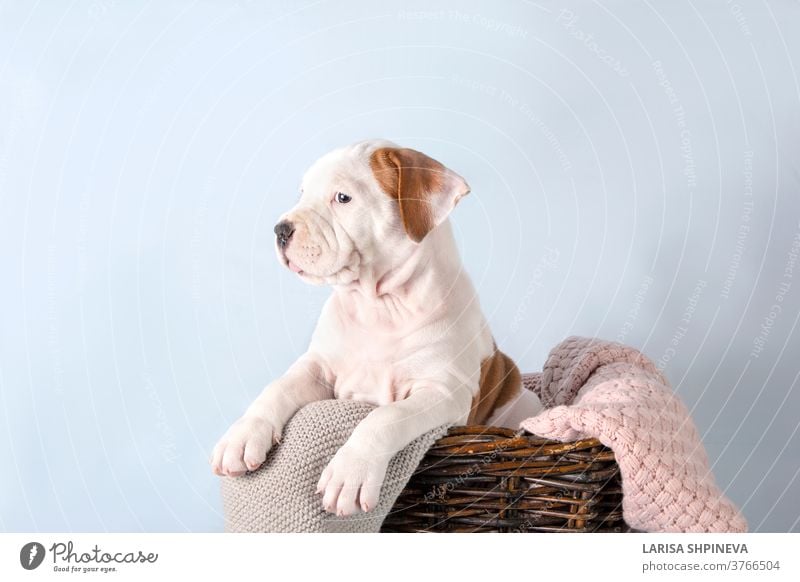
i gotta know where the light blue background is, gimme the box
[1,0,798,532]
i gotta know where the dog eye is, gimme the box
[335,192,352,204]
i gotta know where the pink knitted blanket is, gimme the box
[520,336,747,533]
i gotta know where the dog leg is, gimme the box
[211,353,333,477]
[316,382,472,516]
[484,388,544,429]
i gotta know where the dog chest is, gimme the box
[331,359,412,406]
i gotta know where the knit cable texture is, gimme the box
[521,336,748,533]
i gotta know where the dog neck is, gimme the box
[334,221,468,328]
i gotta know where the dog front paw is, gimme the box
[211,415,280,477]
[316,444,387,516]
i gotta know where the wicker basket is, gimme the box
[381,426,628,533]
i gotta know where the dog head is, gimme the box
[274,139,470,285]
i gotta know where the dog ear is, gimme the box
[369,147,470,243]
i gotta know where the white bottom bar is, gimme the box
[1,533,797,581]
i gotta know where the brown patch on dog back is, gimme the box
[369,147,446,242]
[467,347,522,425]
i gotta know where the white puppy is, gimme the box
[211,139,542,516]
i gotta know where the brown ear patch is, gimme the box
[467,347,522,425]
[369,147,447,243]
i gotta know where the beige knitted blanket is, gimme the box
[220,399,449,532]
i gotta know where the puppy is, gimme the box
[211,139,542,516]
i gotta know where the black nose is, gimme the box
[274,220,295,249]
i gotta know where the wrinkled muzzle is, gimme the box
[273,206,360,286]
